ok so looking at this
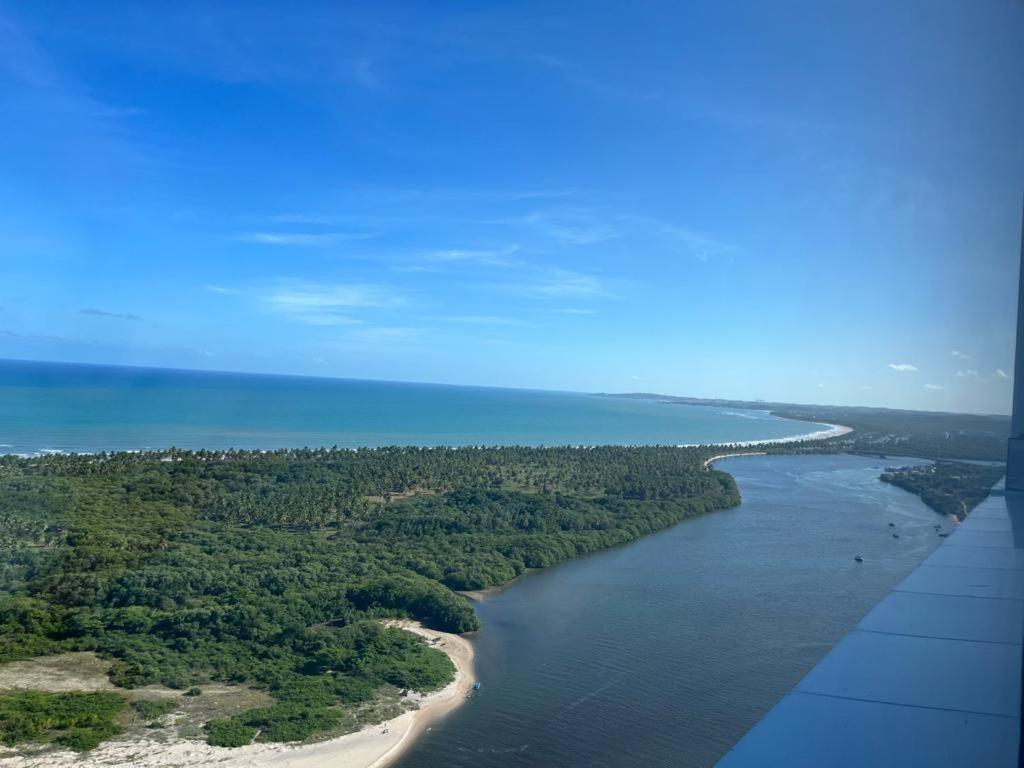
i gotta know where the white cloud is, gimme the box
[204,284,237,294]
[924,384,944,390]
[234,232,374,246]
[887,363,919,372]
[955,369,979,377]
[951,350,970,359]
[995,369,1009,379]
[258,280,404,326]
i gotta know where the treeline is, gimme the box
[0,445,737,750]
[880,461,1004,521]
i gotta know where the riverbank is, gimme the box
[3,622,475,768]
[395,453,945,768]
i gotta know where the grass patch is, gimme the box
[132,698,177,721]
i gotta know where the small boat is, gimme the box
[892,533,900,539]
[887,522,895,527]
[854,555,864,562]
[472,682,482,690]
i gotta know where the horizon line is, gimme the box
[0,356,1010,419]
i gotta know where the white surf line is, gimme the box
[691,423,855,469]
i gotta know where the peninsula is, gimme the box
[0,445,740,764]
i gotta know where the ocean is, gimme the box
[0,360,826,455]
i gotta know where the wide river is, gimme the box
[396,453,942,768]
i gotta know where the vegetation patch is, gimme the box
[0,690,125,751]
[132,698,177,722]
[0,446,739,748]
[880,461,1004,520]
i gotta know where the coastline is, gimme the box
[5,622,475,768]
[684,421,853,451]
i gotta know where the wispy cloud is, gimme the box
[995,369,1009,379]
[254,279,404,326]
[951,350,970,359]
[351,57,382,91]
[204,284,237,295]
[521,209,620,245]
[636,218,736,262]
[436,315,533,327]
[390,265,441,274]
[511,268,611,299]
[79,308,140,320]
[955,369,979,377]
[0,328,97,345]
[234,232,376,246]
[0,11,151,173]
[431,245,523,267]
[270,213,346,225]
[338,326,421,344]
[924,384,944,391]
[509,207,735,262]
[887,363,919,372]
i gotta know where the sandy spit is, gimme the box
[4,622,475,768]
[687,422,854,451]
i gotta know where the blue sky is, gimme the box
[0,1,1021,414]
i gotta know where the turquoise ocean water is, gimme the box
[0,360,825,455]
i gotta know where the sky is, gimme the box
[0,1,1022,414]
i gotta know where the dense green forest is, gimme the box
[880,461,1005,520]
[0,445,738,751]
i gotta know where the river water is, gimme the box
[397,453,942,768]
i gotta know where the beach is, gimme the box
[3,622,475,768]
[688,421,853,451]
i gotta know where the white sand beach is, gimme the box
[685,422,853,451]
[3,622,475,768]
[698,423,854,467]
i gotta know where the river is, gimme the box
[396,453,943,768]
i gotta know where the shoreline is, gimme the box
[5,622,475,768]
[683,422,854,451]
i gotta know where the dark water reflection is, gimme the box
[397,453,942,768]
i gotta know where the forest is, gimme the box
[0,445,738,751]
[879,461,1006,520]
